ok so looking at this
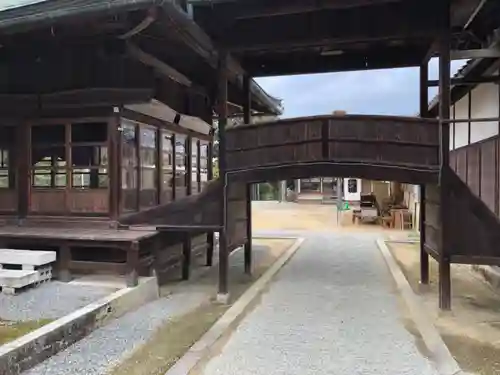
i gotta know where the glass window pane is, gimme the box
[32,125,65,146]
[0,176,8,188]
[33,171,51,187]
[72,146,108,167]
[71,122,107,143]
[98,174,109,188]
[55,171,67,188]
[72,172,90,188]
[122,168,137,189]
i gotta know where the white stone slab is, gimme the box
[0,249,56,266]
[0,269,39,290]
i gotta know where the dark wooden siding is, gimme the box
[451,136,499,217]
[226,114,440,183]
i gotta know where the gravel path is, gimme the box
[201,232,440,375]
[23,291,208,375]
[0,282,115,321]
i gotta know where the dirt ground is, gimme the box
[109,238,294,375]
[388,241,500,375]
[251,201,387,232]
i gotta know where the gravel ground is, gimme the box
[23,241,286,375]
[23,291,207,375]
[201,232,440,375]
[0,282,115,321]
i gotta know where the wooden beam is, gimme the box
[222,4,442,52]
[126,42,192,87]
[242,47,424,77]
[227,0,401,20]
[427,75,500,87]
[218,50,229,297]
[463,0,488,30]
[450,48,500,60]
[422,38,440,64]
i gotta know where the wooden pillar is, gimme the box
[108,115,120,221]
[126,241,140,287]
[438,8,452,310]
[172,133,177,201]
[186,135,193,196]
[182,233,192,280]
[243,75,252,275]
[419,62,429,285]
[206,106,215,266]
[217,50,229,298]
[17,122,29,219]
[58,244,72,282]
[156,127,163,205]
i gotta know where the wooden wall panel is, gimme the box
[68,190,108,213]
[0,190,17,212]
[30,190,66,214]
[227,182,247,250]
[226,115,440,177]
[466,146,480,197]
[455,147,467,183]
[424,183,440,257]
[451,136,500,218]
[480,139,496,211]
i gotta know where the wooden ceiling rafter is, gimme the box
[205,0,402,20]
[220,3,444,54]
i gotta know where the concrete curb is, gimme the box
[0,276,159,375]
[165,237,305,375]
[377,239,463,375]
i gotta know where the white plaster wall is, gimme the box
[453,95,469,148]
[469,82,499,143]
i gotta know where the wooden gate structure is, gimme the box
[180,0,499,310]
[0,0,498,311]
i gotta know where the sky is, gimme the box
[0,0,46,11]
[256,58,467,119]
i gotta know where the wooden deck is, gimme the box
[0,227,158,243]
[0,226,160,287]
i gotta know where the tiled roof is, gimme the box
[0,0,159,31]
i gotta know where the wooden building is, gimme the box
[0,0,280,286]
[189,0,500,310]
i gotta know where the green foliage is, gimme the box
[258,182,278,200]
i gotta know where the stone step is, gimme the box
[0,269,40,294]
[0,249,56,267]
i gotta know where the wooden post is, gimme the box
[182,233,192,280]
[419,62,429,285]
[108,115,120,221]
[186,135,193,196]
[172,133,177,201]
[17,122,29,219]
[438,8,452,310]
[58,244,72,282]
[126,241,140,287]
[243,75,252,275]
[218,50,229,299]
[156,127,163,205]
[206,99,215,267]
